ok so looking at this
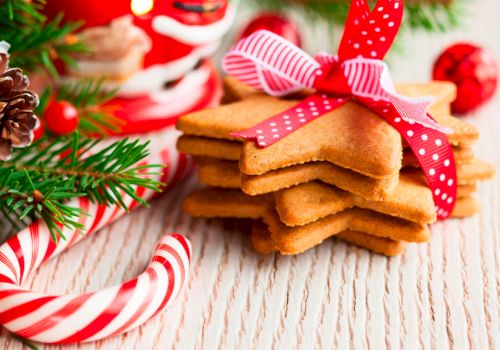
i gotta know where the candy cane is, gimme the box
[0,125,193,344]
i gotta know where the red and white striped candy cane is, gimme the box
[0,125,193,344]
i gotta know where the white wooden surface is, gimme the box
[1,1,500,349]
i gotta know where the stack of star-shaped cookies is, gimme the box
[176,77,495,256]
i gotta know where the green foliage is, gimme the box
[0,133,164,241]
[404,1,466,32]
[0,1,162,243]
[257,0,350,24]
[36,79,123,137]
[253,0,467,32]
[0,0,86,75]
[56,79,124,136]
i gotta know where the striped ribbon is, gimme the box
[222,0,458,220]
[224,31,446,132]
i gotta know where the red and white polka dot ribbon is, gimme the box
[0,126,194,344]
[222,0,457,219]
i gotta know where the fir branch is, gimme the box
[56,79,124,136]
[404,0,466,32]
[0,0,86,75]
[252,0,467,32]
[266,0,350,24]
[1,133,164,240]
[0,162,85,241]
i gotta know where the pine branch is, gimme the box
[259,0,350,24]
[252,0,467,32]
[404,0,466,32]
[56,79,124,136]
[0,0,86,75]
[0,163,85,241]
[0,133,164,240]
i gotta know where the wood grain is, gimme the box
[1,1,500,348]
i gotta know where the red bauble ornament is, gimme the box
[433,42,498,114]
[44,100,79,136]
[240,12,302,47]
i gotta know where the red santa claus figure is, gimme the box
[44,0,235,134]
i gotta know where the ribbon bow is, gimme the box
[222,0,457,220]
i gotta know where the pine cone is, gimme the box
[0,52,39,161]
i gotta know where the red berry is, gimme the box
[433,42,498,114]
[44,100,79,135]
[239,12,302,47]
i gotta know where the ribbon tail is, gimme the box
[378,66,454,134]
[338,0,403,60]
[359,97,458,220]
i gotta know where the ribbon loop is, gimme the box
[224,30,449,133]
[338,0,404,61]
[313,56,352,97]
[222,30,319,96]
[224,0,458,220]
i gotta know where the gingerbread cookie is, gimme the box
[403,145,474,167]
[450,196,480,217]
[195,158,491,203]
[177,80,471,179]
[456,159,496,184]
[183,188,430,253]
[223,76,456,117]
[457,183,477,198]
[273,171,436,226]
[181,135,476,167]
[185,77,476,143]
[251,222,405,257]
[178,136,241,161]
[197,157,398,200]
[179,75,494,257]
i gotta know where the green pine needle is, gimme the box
[0,0,86,75]
[0,1,162,241]
[0,133,164,240]
[404,0,467,32]
[56,79,124,136]
[252,0,468,33]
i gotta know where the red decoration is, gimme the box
[224,0,458,220]
[44,100,79,136]
[44,0,228,29]
[433,42,498,114]
[108,61,221,135]
[43,0,229,71]
[42,0,231,135]
[240,12,302,47]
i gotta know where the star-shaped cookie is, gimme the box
[177,78,477,180]
[183,188,430,255]
[250,221,405,257]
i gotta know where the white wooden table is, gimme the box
[1,1,499,349]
